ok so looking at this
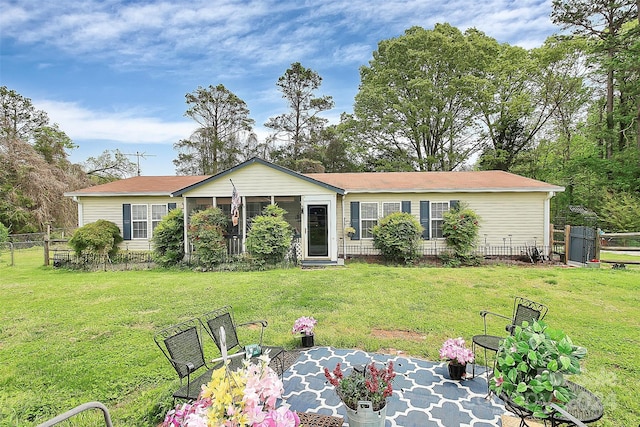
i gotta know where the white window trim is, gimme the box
[131,204,148,240]
[430,201,450,240]
[382,201,401,218]
[151,204,168,238]
[360,202,379,240]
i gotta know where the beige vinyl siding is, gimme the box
[183,163,336,198]
[339,192,548,254]
[76,196,182,251]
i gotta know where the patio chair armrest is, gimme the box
[168,357,197,374]
[479,310,511,335]
[479,310,510,320]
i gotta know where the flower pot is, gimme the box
[344,401,386,427]
[447,362,466,380]
[586,261,600,268]
[301,334,314,347]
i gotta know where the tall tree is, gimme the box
[0,87,90,233]
[348,25,481,172]
[264,62,334,169]
[474,34,590,171]
[33,124,77,164]
[82,149,138,183]
[174,84,254,175]
[552,0,638,159]
[0,86,48,142]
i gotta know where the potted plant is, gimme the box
[439,337,474,380]
[490,319,587,420]
[292,316,317,347]
[345,226,356,238]
[586,258,600,268]
[162,355,300,426]
[324,361,395,427]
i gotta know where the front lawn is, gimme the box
[0,248,638,426]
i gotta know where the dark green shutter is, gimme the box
[350,201,360,240]
[123,204,131,241]
[401,201,411,213]
[450,200,459,210]
[420,201,430,240]
[168,202,177,211]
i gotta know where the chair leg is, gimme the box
[482,347,494,398]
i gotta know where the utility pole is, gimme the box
[124,151,156,176]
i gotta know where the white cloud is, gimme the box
[35,100,195,144]
[1,0,556,77]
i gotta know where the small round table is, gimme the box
[501,380,604,426]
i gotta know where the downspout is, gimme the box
[543,191,554,249]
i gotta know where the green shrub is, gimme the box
[152,208,184,266]
[441,203,481,267]
[246,204,292,264]
[0,222,8,258]
[599,191,640,232]
[0,222,8,243]
[372,212,424,264]
[68,220,123,257]
[188,207,228,265]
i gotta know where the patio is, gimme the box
[281,347,507,426]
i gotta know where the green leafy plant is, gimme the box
[246,204,292,264]
[188,207,228,265]
[372,212,423,264]
[491,320,587,419]
[68,219,123,258]
[441,203,481,266]
[152,208,184,267]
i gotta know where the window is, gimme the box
[431,202,449,239]
[151,204,167,233]
[361,202,378,239]
[382,202,401,217]
[131,204,148,239]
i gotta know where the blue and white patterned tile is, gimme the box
[282,346,506,427]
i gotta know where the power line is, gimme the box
[123,151,156,176]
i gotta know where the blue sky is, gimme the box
[1,0,559,176]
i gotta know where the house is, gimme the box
[65,157,564,264]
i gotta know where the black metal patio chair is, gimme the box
[200,306,285,376]
[154,317,222,401]
[471,296,548,392]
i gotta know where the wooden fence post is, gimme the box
[43,237,50,266]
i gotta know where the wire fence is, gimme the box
[342,244,554,262]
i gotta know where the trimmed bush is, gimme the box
[68,220,123,258]
[246,204,292,264]
[372,212,423,264]
[188,207,228,265]
[152,208,184,266]
[441,203,481,266]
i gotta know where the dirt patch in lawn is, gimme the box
[370,329,427,357]
[371,328,426,341]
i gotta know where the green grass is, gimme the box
[0,249,638,426]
